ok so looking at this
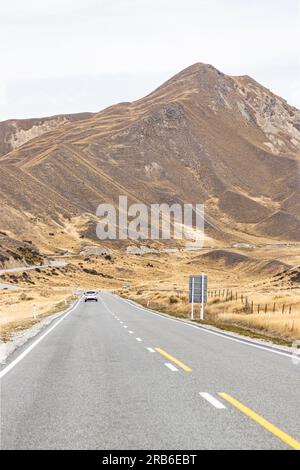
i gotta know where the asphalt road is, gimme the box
[1,292,299,450]
[0,283,18,290]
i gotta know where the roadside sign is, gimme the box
[189,275,208,303]
[189,274,208,321]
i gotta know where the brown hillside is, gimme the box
[0,63,299,248]
[0,112,93,157]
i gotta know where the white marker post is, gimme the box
[200,272,204,321]
[191,277,195,320]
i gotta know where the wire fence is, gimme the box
[207,289,293,314]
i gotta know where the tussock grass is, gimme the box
[217,312,300,339]
[121,288,300,342]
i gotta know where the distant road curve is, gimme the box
[0,262,67,289]
[0,261,67,276]
[0,283,18,290]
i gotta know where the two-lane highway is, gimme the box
[1,292,299,449]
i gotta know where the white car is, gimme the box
[84,291,98,302]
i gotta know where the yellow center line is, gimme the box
[219,392,300,450]
[155,347,192,372]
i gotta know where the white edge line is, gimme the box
[118,297,293,359]
[0,297,82,379]
[165,362,178,371]
[200,392,226,409]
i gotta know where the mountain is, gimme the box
[0,63,300,251]
[0,112,93,158]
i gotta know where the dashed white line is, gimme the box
[199,392,226,409]
[165,363,178,372]
[136,337,142,342]
[120,321,123,324]
[147,347,155,353]
[128,331,133,334]
[123,325,128,329]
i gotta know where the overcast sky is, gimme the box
[0,0,299,121]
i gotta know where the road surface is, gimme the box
[0,283,18,290]
[1,293,299,450]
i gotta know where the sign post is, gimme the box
[191,277,195,320]
[201,272,204,320]
[189,274,208,320]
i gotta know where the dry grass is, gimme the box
[121,288,300,342]
[217,312,300,339]
[119,266,300,342]
[0,294,76,342]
